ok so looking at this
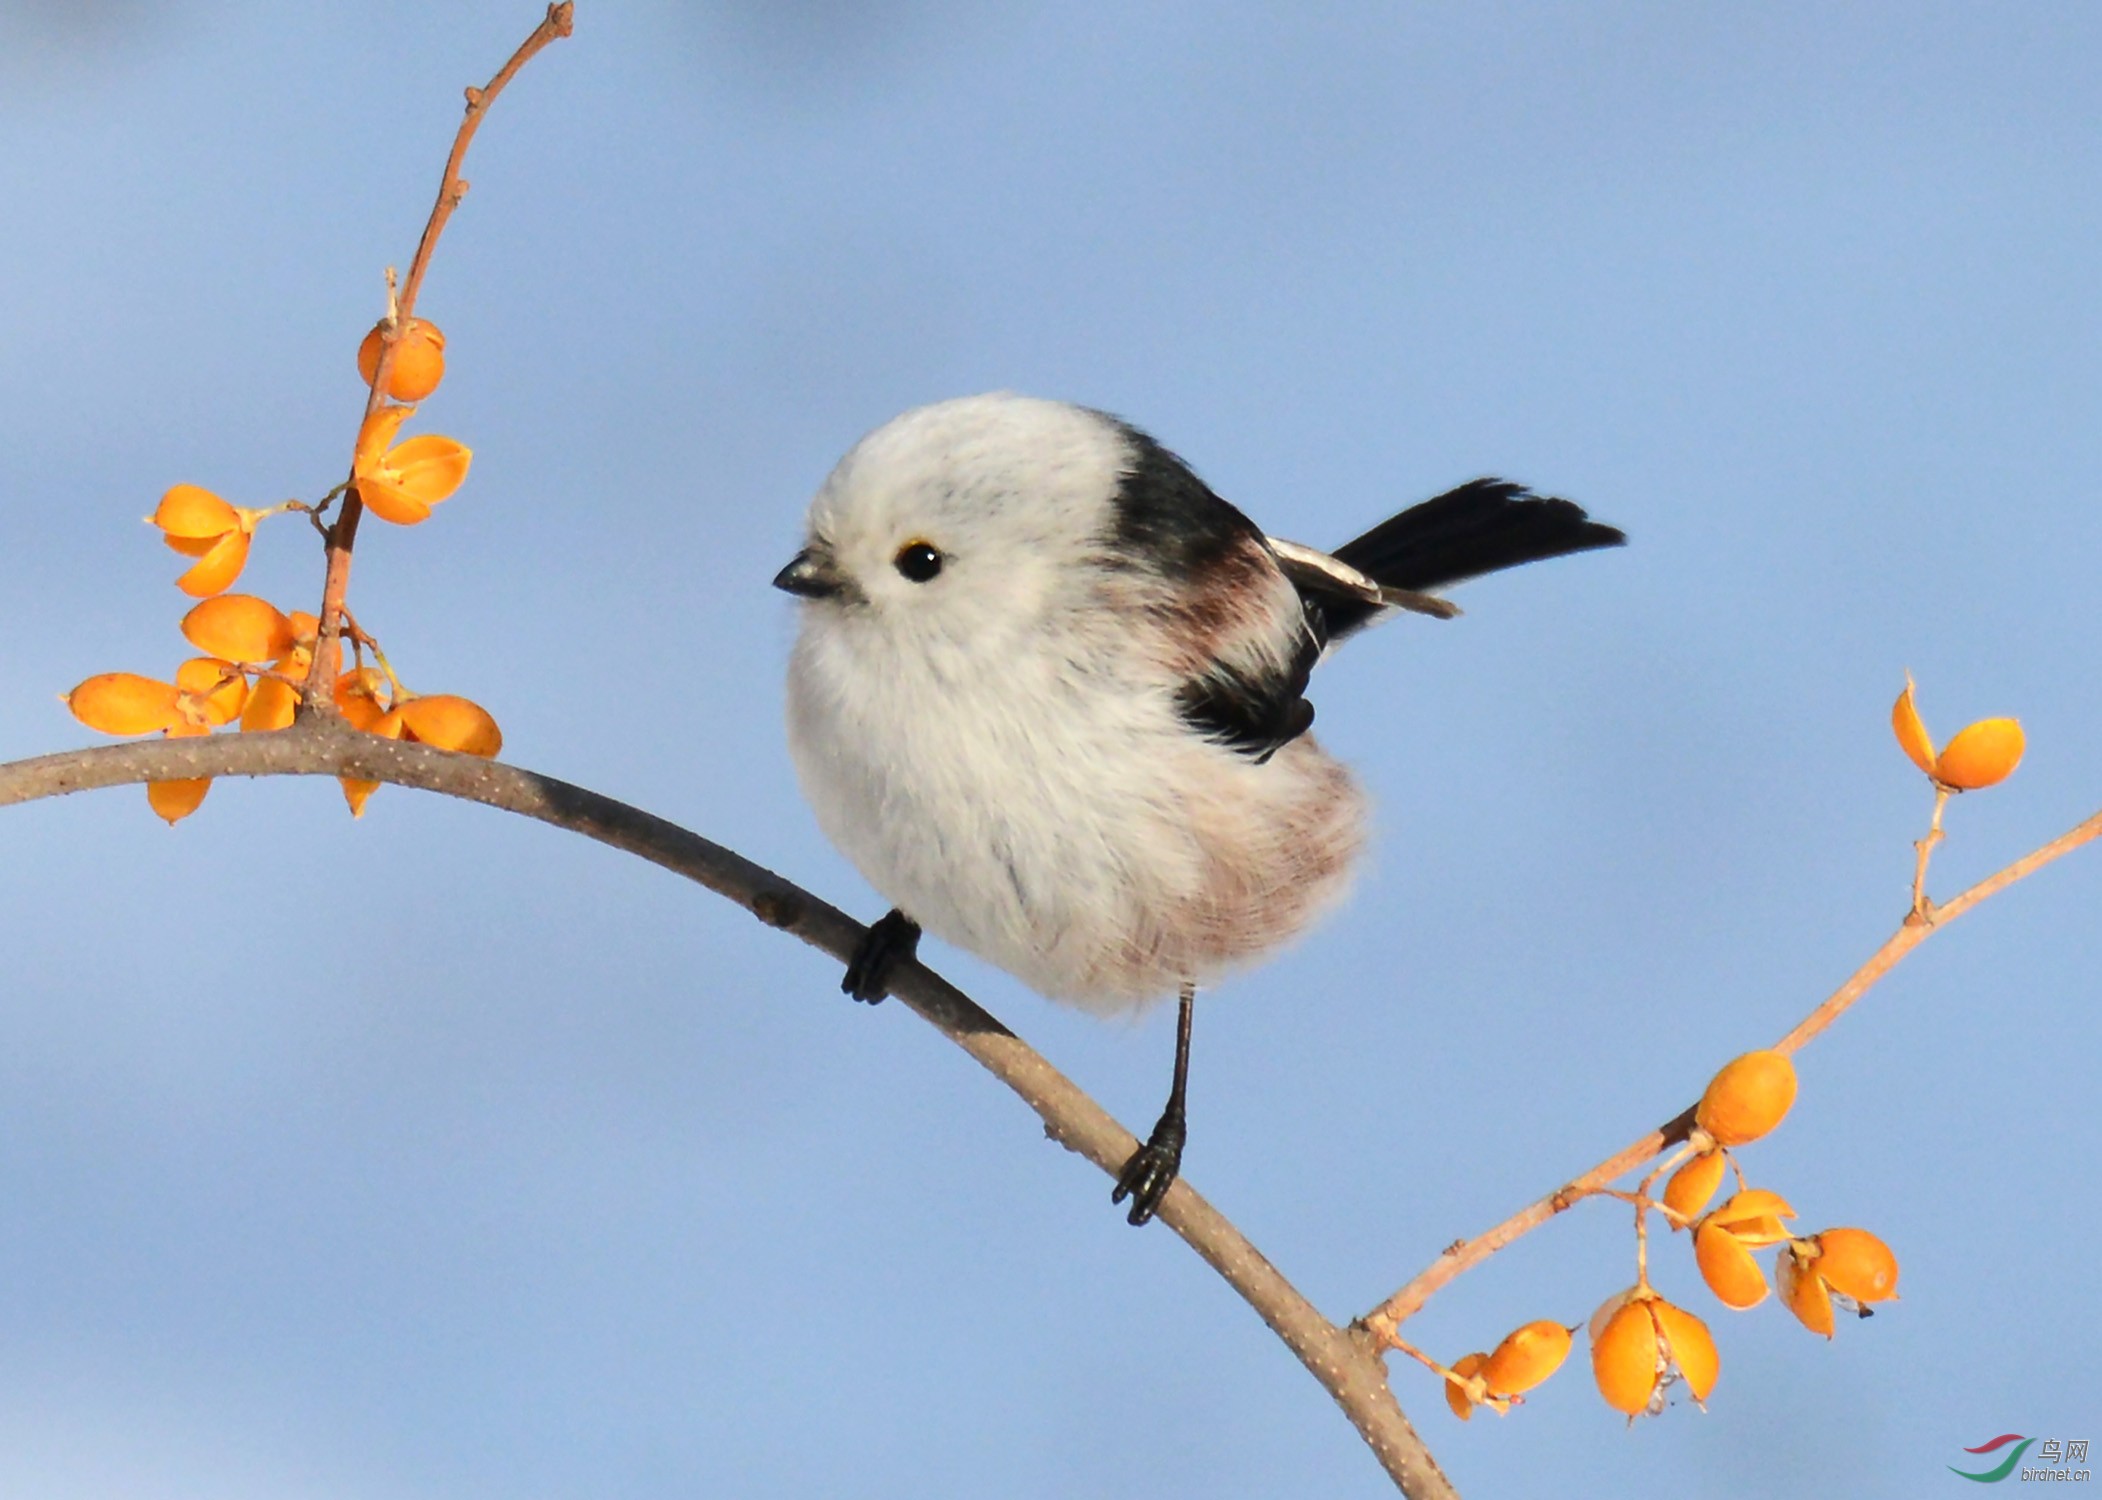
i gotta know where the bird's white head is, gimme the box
[774,393,1139,664]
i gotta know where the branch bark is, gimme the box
[0,730,1456,1500]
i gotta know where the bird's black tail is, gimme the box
[1320,479,1624,638]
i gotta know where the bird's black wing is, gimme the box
[1101,418,1321,763]
[1309,479,1625,640]
[1171,630,1318,763]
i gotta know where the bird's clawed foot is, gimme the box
[842,909,921,1003]
[1111,1107,1185,1227]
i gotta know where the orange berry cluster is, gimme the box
[1442,675,2022,1426]
[1602,1051,1899,1416]
[1442,1050,1896,1423]
[1640,1052,1897,1384]
[63,315,497,822]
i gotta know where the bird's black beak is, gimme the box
[773,547,847,600]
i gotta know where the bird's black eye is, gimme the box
[893,541,944,582]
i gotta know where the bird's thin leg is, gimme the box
[842,909,921,1003]
[1112,981,1194,1226]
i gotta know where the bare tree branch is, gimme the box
[0,728,1457,1500]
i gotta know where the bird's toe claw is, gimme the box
[1111,1124,1184,1227]
[842,910,921,1003]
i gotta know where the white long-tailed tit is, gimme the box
[776,393,1622,1224]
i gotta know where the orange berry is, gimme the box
[1695,1050,1798,1147]
[1691,1189,1797,1310]
[1589,1290,1717,1414]
[151,484,239,545]
[66,673,180,735]
[151,485,262,595]
[357,317,447,401]
[1809,1228,1899,1305]
[357,433,472,526]
[147,720,212,824]
[146,777,210,823]
[1694,1222,1770,1310]
[181,594,295,663]
[1934,718,2025,790]
[394,693,502,757]
[1662,1150,1727,1223]
[1481,1320,1572,1396]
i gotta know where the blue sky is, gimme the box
[1,4,2097,1496]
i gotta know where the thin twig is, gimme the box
[1595,1186,1694,1233]
[306,4,574,709]
[1774,801,2102,1055]
[1385,1338,1510,1417]
[0,731,1457,1500]
[1910,786,1951,919]
[1358,797,2102,1338]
